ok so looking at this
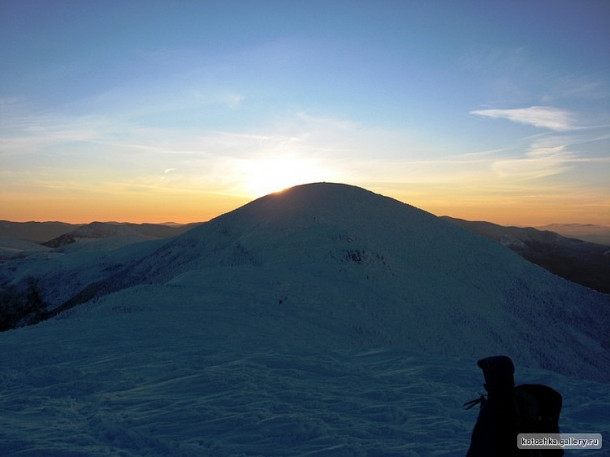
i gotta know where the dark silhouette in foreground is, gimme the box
[465,355,563,456]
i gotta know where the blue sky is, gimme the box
[1,0,609,224]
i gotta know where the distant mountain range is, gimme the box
[0,220,198,245]
[2,209,608,294]
[536,223,610,245]
[442,217,610,294]
[0,221,199,261]
[41,221,199,248]
[0,220,78,242]
[1,183,608,382]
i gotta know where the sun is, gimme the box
[241,155,332,198]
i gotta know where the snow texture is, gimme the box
[1,183,608,456]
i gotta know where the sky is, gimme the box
[1,0,609,226]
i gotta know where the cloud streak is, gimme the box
[491,144,574,179]
[471,106,575,131]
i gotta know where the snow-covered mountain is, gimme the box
[1,182,609,456]
[2,182,608,379]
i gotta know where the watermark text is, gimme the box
[518,433,602,450]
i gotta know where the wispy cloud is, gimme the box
[491,144,574,179]
[488,133,610,181]
[470,106,575,131]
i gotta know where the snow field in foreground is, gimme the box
[1,300,608,457]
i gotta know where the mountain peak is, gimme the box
[237,182,401,221]
[197,182,435,246]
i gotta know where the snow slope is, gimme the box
[0,238,50,261]
[0,235,168,317]
[1,299,608,456]
[442,216,610,293]
[0,182,608,456]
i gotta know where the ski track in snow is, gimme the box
[1,303,608,457]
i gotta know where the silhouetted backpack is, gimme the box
[464,356,563,456]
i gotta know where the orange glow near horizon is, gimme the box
[2,183,609,227]
[1,191,250,225]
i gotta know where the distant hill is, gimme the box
[1,183,608,382]
[41,221,199,248]
[0,220,78,243]
[537,223,610,246]
[442,217,610,294]
[0,220,201,247]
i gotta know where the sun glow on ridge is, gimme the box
[239,155,335,198]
